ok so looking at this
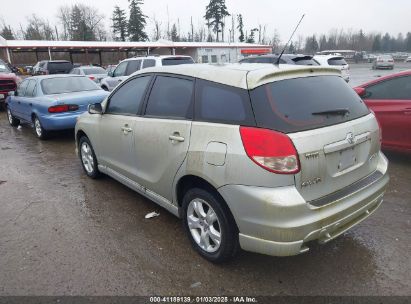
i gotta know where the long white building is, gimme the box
[0,36,272,66]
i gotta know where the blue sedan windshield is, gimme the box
[41,77,99,95]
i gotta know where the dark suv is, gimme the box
[33,60,73,75]
[240,54,319,66]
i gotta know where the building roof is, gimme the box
[0,37,271,50]
[134,63,342,89]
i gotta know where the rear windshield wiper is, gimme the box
[312,109,350,116]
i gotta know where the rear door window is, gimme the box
[142,59,156,69]
[126,60,142,75]
[250,75,370,133]
[145,76,194,119]
[195,79,255,126]
[106,76,151,115]
[365,76,411,100]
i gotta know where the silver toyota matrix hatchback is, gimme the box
[75,64,389,263]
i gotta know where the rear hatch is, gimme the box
[249,75,380,202]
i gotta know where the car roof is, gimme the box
[25,75,87,81]
[135,63,341,90]
[78,66,105,69]
[355,69,411,88]
[121,55,192,62]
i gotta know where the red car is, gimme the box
[354,70,411,153]
[0,60,20,109]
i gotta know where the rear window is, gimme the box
[83,67,106,75]
[292,57,319,66]
[47,62,73,72]
[162,57,194,66]
[250,76,370,133]
[41,77,99,95]
[241,57,275,64]
[327,57,347,66]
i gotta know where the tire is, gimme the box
[7,107,20,127]
[33,115,49,140]
[78,136,100,179]
[182,187,239,263]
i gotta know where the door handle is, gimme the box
[121,126,133,134]
[169,133,185,143]
[29,103,32,106]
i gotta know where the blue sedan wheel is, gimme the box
[7,107,20,127]
[33,116,48,140]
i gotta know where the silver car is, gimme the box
[75,64,389,263]
[373,55,395,70]
[70,66,108,84]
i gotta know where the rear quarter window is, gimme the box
[250,75,370,133]
[195,79,255,126]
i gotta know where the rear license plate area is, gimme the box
[339,148,356,171]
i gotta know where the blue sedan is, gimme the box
[6,75,109,139]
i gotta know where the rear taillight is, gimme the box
[240,126,300,174]
[89,76,95,81]
[370,110,383,144]
[48,104,79,113]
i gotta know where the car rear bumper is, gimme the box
[39,112,84,130]
[218,152,389,257]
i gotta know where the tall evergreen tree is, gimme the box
[112,6,128,41]
[381,33,391,52]
[70,5,95,41]
[204,0,230,42]
[237,14,244,42]
[372,34,381,52]
[128,0,148,41]
[406,32,411,52]
[170,23,179,42]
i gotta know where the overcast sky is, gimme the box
[1,0,410,41]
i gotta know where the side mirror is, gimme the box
[108,70,114,77]
[8,91,15,97]
[88,103,103,115]
[354,87,366,98]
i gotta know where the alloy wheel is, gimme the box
[187,198,222,253]
[80,142,95,174]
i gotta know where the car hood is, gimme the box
[0,72,18,80]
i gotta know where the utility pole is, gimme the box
[190,17,194,42]
[231,14,235,42]
[167,5,170,40]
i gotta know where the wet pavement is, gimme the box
[0,68,410,296]
[349,62,411,87]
